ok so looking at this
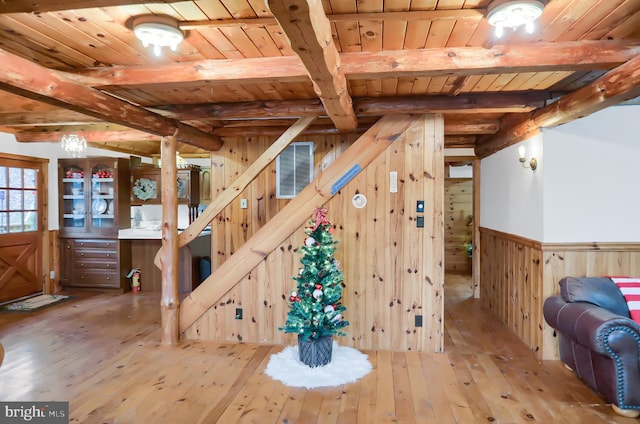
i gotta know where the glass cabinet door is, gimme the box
[60,163,87,233]
[89,163,115,234]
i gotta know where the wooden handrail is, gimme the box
[154,116,316,269]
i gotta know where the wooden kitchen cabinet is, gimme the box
[59,158,130,238]
[61,238,131,290]
[58,158,132,291]
[131,166,200,207]
[177,168,200,205]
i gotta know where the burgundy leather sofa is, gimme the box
[543,276,640,418]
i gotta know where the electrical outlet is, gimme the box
[240,198,248,209]
[235,308,243,320]
[416,216,424,228]
[49,270,55,280]
[415,315,423,327]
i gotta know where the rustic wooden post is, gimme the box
[160,135,180,345]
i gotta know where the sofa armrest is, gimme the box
[544,296,640,356]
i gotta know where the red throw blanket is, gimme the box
[611,277,640,324]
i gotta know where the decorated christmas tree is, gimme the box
[280,206,348,342]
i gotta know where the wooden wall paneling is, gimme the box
[479,228,544,355]
[211,151,227,270]
[426,114,445,352]
[359,167,373,348]
[252,138,267,230]
[253,247,271,341]
[540,245,640,359]
[51,230,61,293]
[401,120,423,352]
[531,246,544,356]
[365,158,381,349]
[243,266,258,343]
[185,116,445,352]
[385,136,405,352]
[374,150,389,351]
[181,116,417,338]
[480,227,640,359]
[444,179,472,273]
[471,159,480,297]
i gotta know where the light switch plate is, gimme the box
[389,171,398,193]
[417,200,424,212]
[240,198,248,209]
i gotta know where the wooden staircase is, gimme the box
[174,114,420,334]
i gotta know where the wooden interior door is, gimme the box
[0,156,44,303]
[0,232,41,302]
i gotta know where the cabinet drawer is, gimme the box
[75,249,117,260]
[74,239,117,249]
[74,257,118,270]
[73,270,120,288]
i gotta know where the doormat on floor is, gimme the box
[265,342,372,389]
[2,294,70,312]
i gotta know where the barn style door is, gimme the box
[0,156,43,304]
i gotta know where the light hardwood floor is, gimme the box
[0,274,634,423]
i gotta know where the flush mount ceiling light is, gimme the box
[60,134,87,157]
[487,0,545,38]
[133,15,184,57]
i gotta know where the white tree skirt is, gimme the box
[265,342,372,389]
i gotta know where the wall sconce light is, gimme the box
[60,134,87,157]
[487,0,545,38]
[133,15,184,57]
[518,145,537,171]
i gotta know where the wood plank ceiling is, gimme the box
[0,0,638,157]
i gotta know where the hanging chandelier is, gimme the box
[133,15,184,57]
[487,0,545,38]
[60,134,87,157]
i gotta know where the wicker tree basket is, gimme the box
[298,335,333,367]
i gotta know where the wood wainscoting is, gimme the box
[541,241,640,360]
[479,228,544,357]
[479,227,640,360]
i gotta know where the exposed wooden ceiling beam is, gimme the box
[212,121,495,137]
[0,110,102,126]
[69,40,640,89]
[2,92,533,138]
[0,47,222,151]
[153,92,550,120]
[267,0,357,132]
[15,129,159,143]
[476,55,640,158]
[179,9,483,29]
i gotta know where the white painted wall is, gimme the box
[480,133,544,241]
[481,105,640,243]
[542,105,640,242]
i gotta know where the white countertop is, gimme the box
[118,228,211,240]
